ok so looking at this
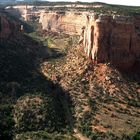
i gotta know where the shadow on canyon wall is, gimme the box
[124,62,140,84]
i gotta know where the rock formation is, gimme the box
[39,12,140,69]
[83,14,140,69]
[39,11,87,35]
[1,7,140,69]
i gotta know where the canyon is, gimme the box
[4,5,140,70]
[0,3,140,140]
[0,10,20,42]
[39,12,140,69]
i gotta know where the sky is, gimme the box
[48,0,140,6]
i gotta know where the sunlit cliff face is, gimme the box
[39,12,140,69]
[39,11,87,35]
[2,6,140,70]
[83,14,140,69]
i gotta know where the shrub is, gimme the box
[14,131,77,140]
[13,92,71,134]
[78,111,95,138]
[0,104,14,140]
[122,132,140,140]
[13,94,49,133]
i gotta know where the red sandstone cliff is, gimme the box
[39,12,140,69]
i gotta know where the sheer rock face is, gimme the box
[39,12,87,35]
[83,14,140,69]
[39,12,140,69]
[0,11,19,41]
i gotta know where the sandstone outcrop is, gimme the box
[39,11,87,35]
[83,14,140,69]
[39,12,140,69]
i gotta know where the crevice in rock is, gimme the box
[89,26,94,59]
[129,34,132,51]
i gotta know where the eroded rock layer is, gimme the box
[40,12,140,69]
[83,14,140,69]
[39,11,87,35]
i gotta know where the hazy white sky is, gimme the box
[49,0,140,6]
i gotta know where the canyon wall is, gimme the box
[40,12,140,69]
[83,14,140,69]
[0,10,20,42]
[1,8,140,69]
[39,12,87,35]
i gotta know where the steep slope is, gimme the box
[1,7,140,140]
[41,43,140,139]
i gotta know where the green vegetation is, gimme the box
[92,4,140,16]
[78,112,93,137]
[13,93,72,133]
[14,131,77,140]
[27,32,53,48]
[13,1,140,16]
[1,8,140,140]
[14,94,49,133]
[0,104,14,140]
[0,22,74,139]
[122,131,140,140]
